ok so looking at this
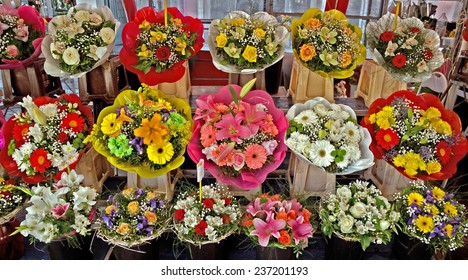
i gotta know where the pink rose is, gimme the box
[262,140,278,155]
[16,18,25,27]
[51,203,70,219]
[13,25,29,42]
[232,152,246,171]
[5,45,19,58]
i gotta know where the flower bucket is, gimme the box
[111,239,159,260]
[188,241,227,260]
[0,219,25,260]
[324,233,364,260]
[392,231,432,260]
[256,246,295,260]
[46,234,93,260]
[228,71,266,91]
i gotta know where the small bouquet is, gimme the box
[285,97,374,174]
[291,8,366,78]
[208,11,289,74]
[241,193,313,254]
[0,5,45,69]
[14,170,98,247]
[85,85,192,178]
[97,187,169,248]
[188,81,288,190]
[172,184,241,245]
[42,3,120,78]
[366,13,444,83]
[120,7,204,85]
[0,94,93,184]
[361,90,468,180]
[0,176,28,224]
[320,180,400,250]
[393,181,468,254]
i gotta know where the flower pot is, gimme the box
[392,232,432,260]
[256,246,295,260]
[112,239,159,260]
[324,234,364,260]
[0,220,25,260]
[47,234,93,260]
[188,242,227,260]
[265,58,283,94]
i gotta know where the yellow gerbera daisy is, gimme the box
[148,141,174,165]
[432,187,445,200]
[427,204,440,216]
[101,113,122,136]
[414,215,434,233]
[407,192,424,206]
[443,202,458,217]
[442,224,454,238]
[133,114,168,145]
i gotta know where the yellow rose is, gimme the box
[144,211,158,225]
[253,28,266,38]
[232,18,245,26]
[105,205,118,215]
[426,161,442,175]
[299,44,316,62]
[122,188,135,199]
[146,191,157,201]
[242,45,257,63]
[116,223,131,235]
[150,31,167,43]
[216,33,228,48]
[127,201,140,216]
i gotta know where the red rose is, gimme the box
[155,46,171,61]
[58,131,68,143]
[222,214,231,224]
[380,31,395,42]
[423,49,433,60]
[203,198,215,209]
[392,54,406,68]
[174,209,185,221]
[409,27,421,33]
[222,197,231,205]
[194,220,208,236]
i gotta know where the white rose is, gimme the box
[89,12,103,26]
[349,201,367,218]
[74,10,90,22]
[336,187,352,199]
[100,27,115,44]
[380,220,390,231]
[339,215,355,234]
[313,103,328,117]
[62,47,80,66]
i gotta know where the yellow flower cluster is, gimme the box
[393,152,441,176]
[419,107,452,135]
[368,106,395,129]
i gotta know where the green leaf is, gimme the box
[239,78,257,98]
[407,108,413,121]
[361,235,371,251]
[228,85,239,105]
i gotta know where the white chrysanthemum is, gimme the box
[39,103,58,118]
[294,110,318,126]
[309,140,335,167]
[61,143,76,154]
[344,144,361,162]
[19,142,36,155]
[336,158,350,169]
[28,124,44,143]
[288,131,303,140]
[48,152,65,168]
[11,149,24,166]
[286,138,299,151]
[64,151,79,165]
[341,122,361,143]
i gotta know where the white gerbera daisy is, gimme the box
[341,122,361,143]
[309,140,335,167]
[294,110,318,126]
[336,158,350,169]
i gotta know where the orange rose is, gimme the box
[276,212,287,221]
[144,210,157,225]
[299,44,316,62]
[339,51,352,68]
[304,18,321,30]
[240,213,253,227]
[116,223,131,235]
[278,230,291,245]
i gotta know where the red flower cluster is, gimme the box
[202,198,215,209]
[194,220,208,236]
[380,31,395,42]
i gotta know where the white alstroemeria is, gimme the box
[384,41,398,57]
[205,225,218,241]
[184,215,198,228]
[207,216,223,227]
[99,27,115,44]
[73,186,97,212]
[202,144,218,162]
[48,152,65,169]
[424,36,438,48]
[87,45,108,61]
[64,22,85,38]
[28,124,44,143]
[417,60,429,72]
[50,42,62,59]
[73,213,91,235]
[401,36,418,49]
[57,169,84,188]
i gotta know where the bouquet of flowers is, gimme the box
[188,81,288,190]
[361,90,468,180]
[208,11,289,74]
[0,94,93,184]
[85,85,192,178]
[42,3,120,78]
[285,97,374,174]
[291,8,366,79]
[366,13,444,83]
[0,5,45,69]
[0,176,28,224]
[97,187,169,248]
[172,184,241,245]
[120,7,204,85]
[14,170,98,247]
[393,181,468,254]
[320,180,400,250]
[241,193,313,254]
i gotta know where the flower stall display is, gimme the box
[393,181,468,255]
[42,3,120,78]
[361,90,468,180]
[188,81,289,190]
[0,94,93,184]
[120,7,204,85]
[85,84,192,178]
[291,8,366,79]
[208,11,289,74]
[320,180,400,251]
[0,5,45,69]
[366,13,444,83]
[285,97,374,174]
[0,176,28,224]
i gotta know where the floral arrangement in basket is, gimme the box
[291,8,366,79]
[285,97,374,174]
[120,6,204,85]
[188,80,288,190]
[172,183,241,245]
[42,3,120,78]
[366,13,444,83]
[13,170,98,247]
[85,84,192,178]
[393,181,468,255]
[0,176,28,224]
[319,180,400,250]
[241,193,313,254]
[0,94,93,184]
[361,90,468,180]
[208,11,289,74]
[0,4,45,69]
[97,187,169,248]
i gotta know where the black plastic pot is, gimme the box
[188,241,227,260]
[256,246,295,260]
[112,239,159,260]
[47,234,93,260]
[324,234,365,260]
[392,232,432,260]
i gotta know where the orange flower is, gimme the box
[240,213,254,227]
[269,194,281,201]
[339,51,353,68]
[299,43,316,62]
[276,212,288,221]
[133,114,168,145]
[144,210,157,225]
[304,18,321,30]
[278,230,291,245]
[287,210,297,220]
[302,208,312,223]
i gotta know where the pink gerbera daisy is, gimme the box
[244,144,267,169]
[200,125,217,147]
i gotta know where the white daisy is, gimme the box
[19,142,36,155]
[293,110,318,126]
[61,142,75,154]
[309,140,335,167]
[341,122,361,143]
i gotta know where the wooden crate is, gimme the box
[288,59,334,103]
[228,70,266,91]
[354,60,407,107]
[126,170,181,201]
[364,159,410,200]
[75,146,114,193]
[153,61,191,100]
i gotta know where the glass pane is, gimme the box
[273,0,325,13]
[347,0,384,17]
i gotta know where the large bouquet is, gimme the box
[320,180,400,250]
[120,7,204,85]
[361,90,468,180]
[188,82,288,190]
[14,170,98,247]
[241,193,313,254]
[208,11,289,74]
[172,184,241,245]
[0,176,28,224]
[0,5,45,69]
[42,3,120,78]
[393,181,468,254]
[285,97,374,174]
[97,187,169,248]
[366,13,444,83]
[85,85,192,178]
[292,8,366,79]
[0,94,93,184]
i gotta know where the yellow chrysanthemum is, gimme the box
[101,113,122,136]
[393,154,405,167]
[443,224,454,238]
[432,120,452,135]
[444,202,458,217]
[420,107,441,122]
[414,215,434,233]
[156,98,172,111]
[368,113,376,124]
[216,33,228,48]
[375,106,395,129]
[133,114,168,145]
[232,18,245,26]
[147,141,174,165]
[432,187,445,200]
[407,192,424,206]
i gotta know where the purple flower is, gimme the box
[384,149,398,162]
[103,215,113,229]
[430,225,445,238]
[448,217,462,224]
[162,112,170,122]
[135,188,145,197]
[419,146,432,161]
[131,137,144,155]
[150,198,157,209]
[145,227,153,236]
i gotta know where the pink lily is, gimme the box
[280,198,303,214]
[215,113,252,144]
[250,212,286,247]
[240,102,266,135]
[51,203,70,219]
[195,95,217,121]
[246,197,280,218]
[288,216,313,245]
[213,142,235,165]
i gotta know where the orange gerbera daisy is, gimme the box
[133,114,168,145]
[244,144,267,169]
[200,125,217,148]
[30,148,52,173]
[60,112,85,133]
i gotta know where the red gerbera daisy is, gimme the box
[376,129,400,150]
[30,148,52,173]
[392,54,407,68]
[60,112,85,133]
[13,123,30,146]
[435,141,452,164]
